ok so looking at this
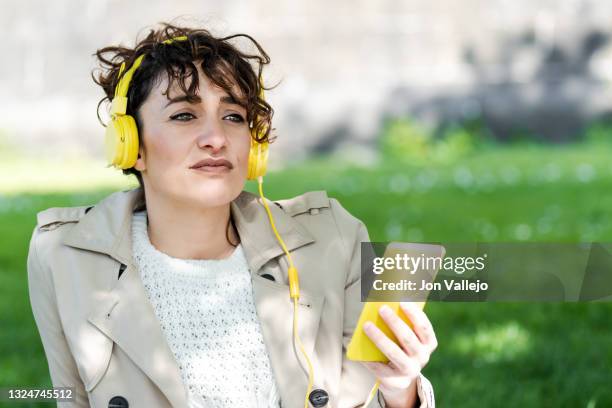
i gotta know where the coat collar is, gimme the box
[62,186,315,271]
[62,186,322,407]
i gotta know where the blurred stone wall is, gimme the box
[3,0,612,165]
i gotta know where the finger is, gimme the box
[362,361,395,378]
[400,302,438,352]
[363,321,416,374]
[378,304,422,357]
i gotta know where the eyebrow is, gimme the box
[220,94,246,108]
[164,94,246,108]
[164,94,201,108]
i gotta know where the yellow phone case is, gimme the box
[346,242,444,362]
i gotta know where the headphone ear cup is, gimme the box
[255,140,269,178]
[247,136,269,180]
[105,115,139,169]
[247,138,257,180]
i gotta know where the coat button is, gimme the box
[108,396,128,408]
[308,389,329,407]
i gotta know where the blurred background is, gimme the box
[2,0,612,406]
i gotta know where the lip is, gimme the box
[189,158,233,174]
[192,165,231,174]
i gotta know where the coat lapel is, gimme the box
[62,186,324,407]
[85,262,189,407]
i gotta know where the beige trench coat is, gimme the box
[27,186,435,408]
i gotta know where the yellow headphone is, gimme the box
[104,35,378,407]
[104,35,269,180]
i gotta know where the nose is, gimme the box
[196,118,227,153]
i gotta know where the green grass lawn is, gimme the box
[2,143,612,407]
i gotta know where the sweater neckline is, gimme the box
[131,210,245,267]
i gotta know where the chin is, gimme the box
[184,179,243,208]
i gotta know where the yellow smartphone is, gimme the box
[346,242,445,362]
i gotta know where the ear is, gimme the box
[134,144,146,171]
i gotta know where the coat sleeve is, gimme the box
[27,226,90,407]
[329,199,436,408]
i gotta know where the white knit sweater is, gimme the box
[131,210,281,408]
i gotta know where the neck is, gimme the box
[142,192,239,260]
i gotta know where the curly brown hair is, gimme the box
[91,22,276,188]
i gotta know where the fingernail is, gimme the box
[364,322,374,331]
[380,305,392,316]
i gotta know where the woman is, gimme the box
[27,22,437,408]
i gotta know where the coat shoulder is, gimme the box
[274,190,331,216]
[274,190,361,224]
[35,205,93,232]
[274,190,364,231]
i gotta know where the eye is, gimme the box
[224,113,245,123]
[170,112,196,122]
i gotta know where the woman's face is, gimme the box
[134,62,251,209]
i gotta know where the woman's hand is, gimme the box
[361,302,438,408]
